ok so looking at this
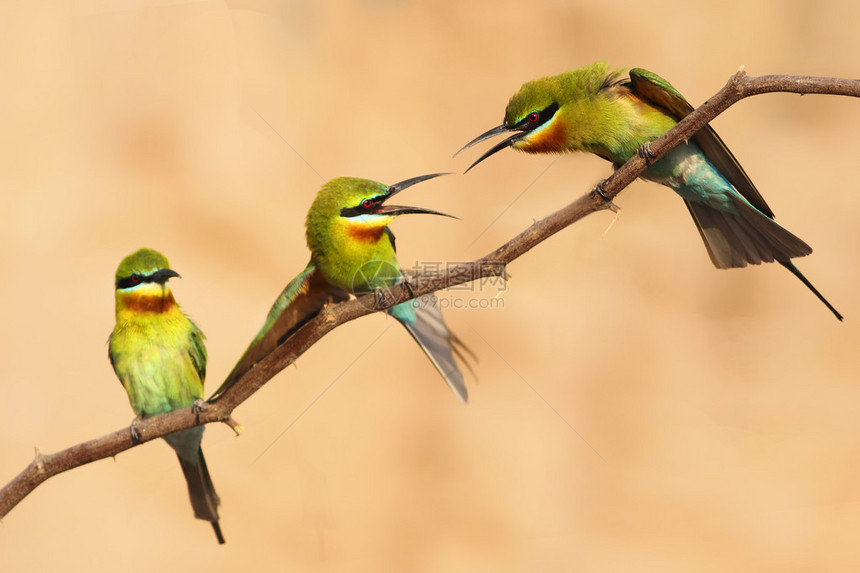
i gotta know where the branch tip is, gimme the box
[224,417,245,436]
[730,69,747,94]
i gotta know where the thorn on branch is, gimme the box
[224,416,245,436]
[33,447,45,474]
[731,68,747,94]
[601,205,621,238]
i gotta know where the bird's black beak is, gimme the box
[387,172,450,198]
[375,204,458,218]
[454,124,522,173]
[380,173,457,218]
[151,268,181,284]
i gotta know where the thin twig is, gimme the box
[1,71,858,519]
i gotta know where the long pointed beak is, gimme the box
[454,124,512,158]
[375,204,458,219]
[462,132,524,173]
[378,173,456,218]
[387,172,451,198]
[455,124,523,173]
[151,268,181,284]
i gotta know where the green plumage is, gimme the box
[306,177,399,291]
[213,175,471,403]
[109,248,224,544]
[460,62,841,319]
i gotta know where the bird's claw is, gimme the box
[129,416,144,444]
[191,398,206,422]
[401,278,416,302]
[593,180,612,202]
[373,286,387,310]
[638,142,657,165]
[593,180,620,213]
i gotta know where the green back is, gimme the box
[211,261,349,400]
[628,68,774,218]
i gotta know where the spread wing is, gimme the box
[210,261,349,400]
[628,68,774,218]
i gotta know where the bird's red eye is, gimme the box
[527,112,540,123]
[130,273,142,284]
[362,199,373,209]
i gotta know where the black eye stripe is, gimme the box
[517,102,560,130]
[340,196,384,218]
[116,268,179,289]
[117,273,149,289]
[116,272,160,289]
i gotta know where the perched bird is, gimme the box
[211,173,472,403]
[458,62,841,320]
[109,248,224,544]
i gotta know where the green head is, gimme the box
[305,174,455,291]
[305,173,454,254]
[115,248,179,290]
[502,76,563,127]
[456,62,621,170]
[114,248,181,314]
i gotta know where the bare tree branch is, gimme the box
[2,70,858,519]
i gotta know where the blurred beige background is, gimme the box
[2,1,859,571]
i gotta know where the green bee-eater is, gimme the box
[108,248,224,544]
[458,62,841,320]
[212,173,471,403]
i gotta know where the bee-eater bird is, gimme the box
[211,173,471,403]
[457,62,842,320]
[108,248,225,544]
